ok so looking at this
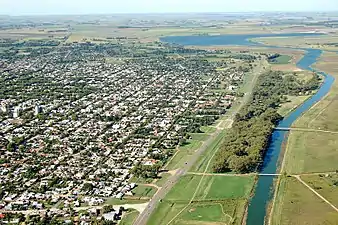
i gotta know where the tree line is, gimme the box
[212,70,320,173]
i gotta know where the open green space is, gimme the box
[189,133,209,141]
[283,131,338,174]
[200,126,217,134]
[120,210,140,225]
[166,175,254,201]
[105,198,148,205]
[278,95,310,116]
[271,177,338,225]
[148,175,254,225]
[129,176,154,184]
[190,130,226,173]
[293,52,338,131]
[301,174,338,206]
[132,185,157,198]
[155,173,171,187]
[269,55,292,64]
[165,139,202,170]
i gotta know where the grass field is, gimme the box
[270,51,338,224]
[281,52,338,174]
[190,130,226,173]
[132,185,157,198]
[165,139,202,170]
[278,95,310,117]
[283,131,338,174]
[269,55,292,64]
[155,173,171,187]
[301,174,338,206]
[252,35,338,51]
[291,52,338,131]
[120,210,140,225]
[271,177,338,225]
[148,175,255,225]
[105,198,148,205]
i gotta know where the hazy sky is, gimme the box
[1,0,337,15]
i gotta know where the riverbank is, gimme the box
[268,51,338,225]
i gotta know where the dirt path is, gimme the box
[293,175,338,212]
[275,127,338,134]
[187,172,253,177]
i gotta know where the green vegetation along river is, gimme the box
[161,34,335,225]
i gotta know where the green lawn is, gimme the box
[155,173,171,187]
[200,126,217,134]
[189,133,209,141]
[120,210,139,225]
[105,198,148,205]
[165,140,202,170]
[278,95,310,116]
[147,201,188,225]
[269,55,292,64]
[283,131,338,174]
[166,175,254,201]
[148,174,254,225]
[132,185,157,198]
[271,177,338,225]
[129,176,154,184]
[190,130,226,173]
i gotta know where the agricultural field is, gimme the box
[301,174,338,205]
[148,175,255,225]
[252,35,338,51]
[283,131,338,174]
[271,177,338,225]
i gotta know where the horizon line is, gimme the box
[1,10,338,17]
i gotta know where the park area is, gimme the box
[147,175,255,225]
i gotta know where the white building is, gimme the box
[13,106,21,118]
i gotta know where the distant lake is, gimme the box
[161,32,334,225]
[160,33,324,46]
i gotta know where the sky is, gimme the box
[0,0,337,15]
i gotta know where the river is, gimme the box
[160,34,335,225]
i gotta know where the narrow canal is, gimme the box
[160,34,335,225]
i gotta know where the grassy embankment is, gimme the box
[147,175,255,225]
[270,52,338,224]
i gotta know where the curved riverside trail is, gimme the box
[156,34,335,225]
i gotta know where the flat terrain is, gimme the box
[283,131,338,174]
[270,52,338,224]
[271,176,338,225]
[120,210,140,225]
[252,35,338,51]
[148,175,255,225]
[269,55,292,64]
[282,52,338,174]
[278,95,310,117]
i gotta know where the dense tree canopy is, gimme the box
[213,70,320,173]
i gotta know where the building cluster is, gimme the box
[0,42,248,222]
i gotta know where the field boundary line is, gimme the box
[293,175,338,212]
[166,131,222,225]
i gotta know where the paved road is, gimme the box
[133,60,265,225]
[133,128,223,225]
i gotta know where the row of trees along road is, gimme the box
[213,70,321,173]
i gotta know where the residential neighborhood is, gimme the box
[0,38,255,224]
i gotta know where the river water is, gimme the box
[161,34,335,225]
